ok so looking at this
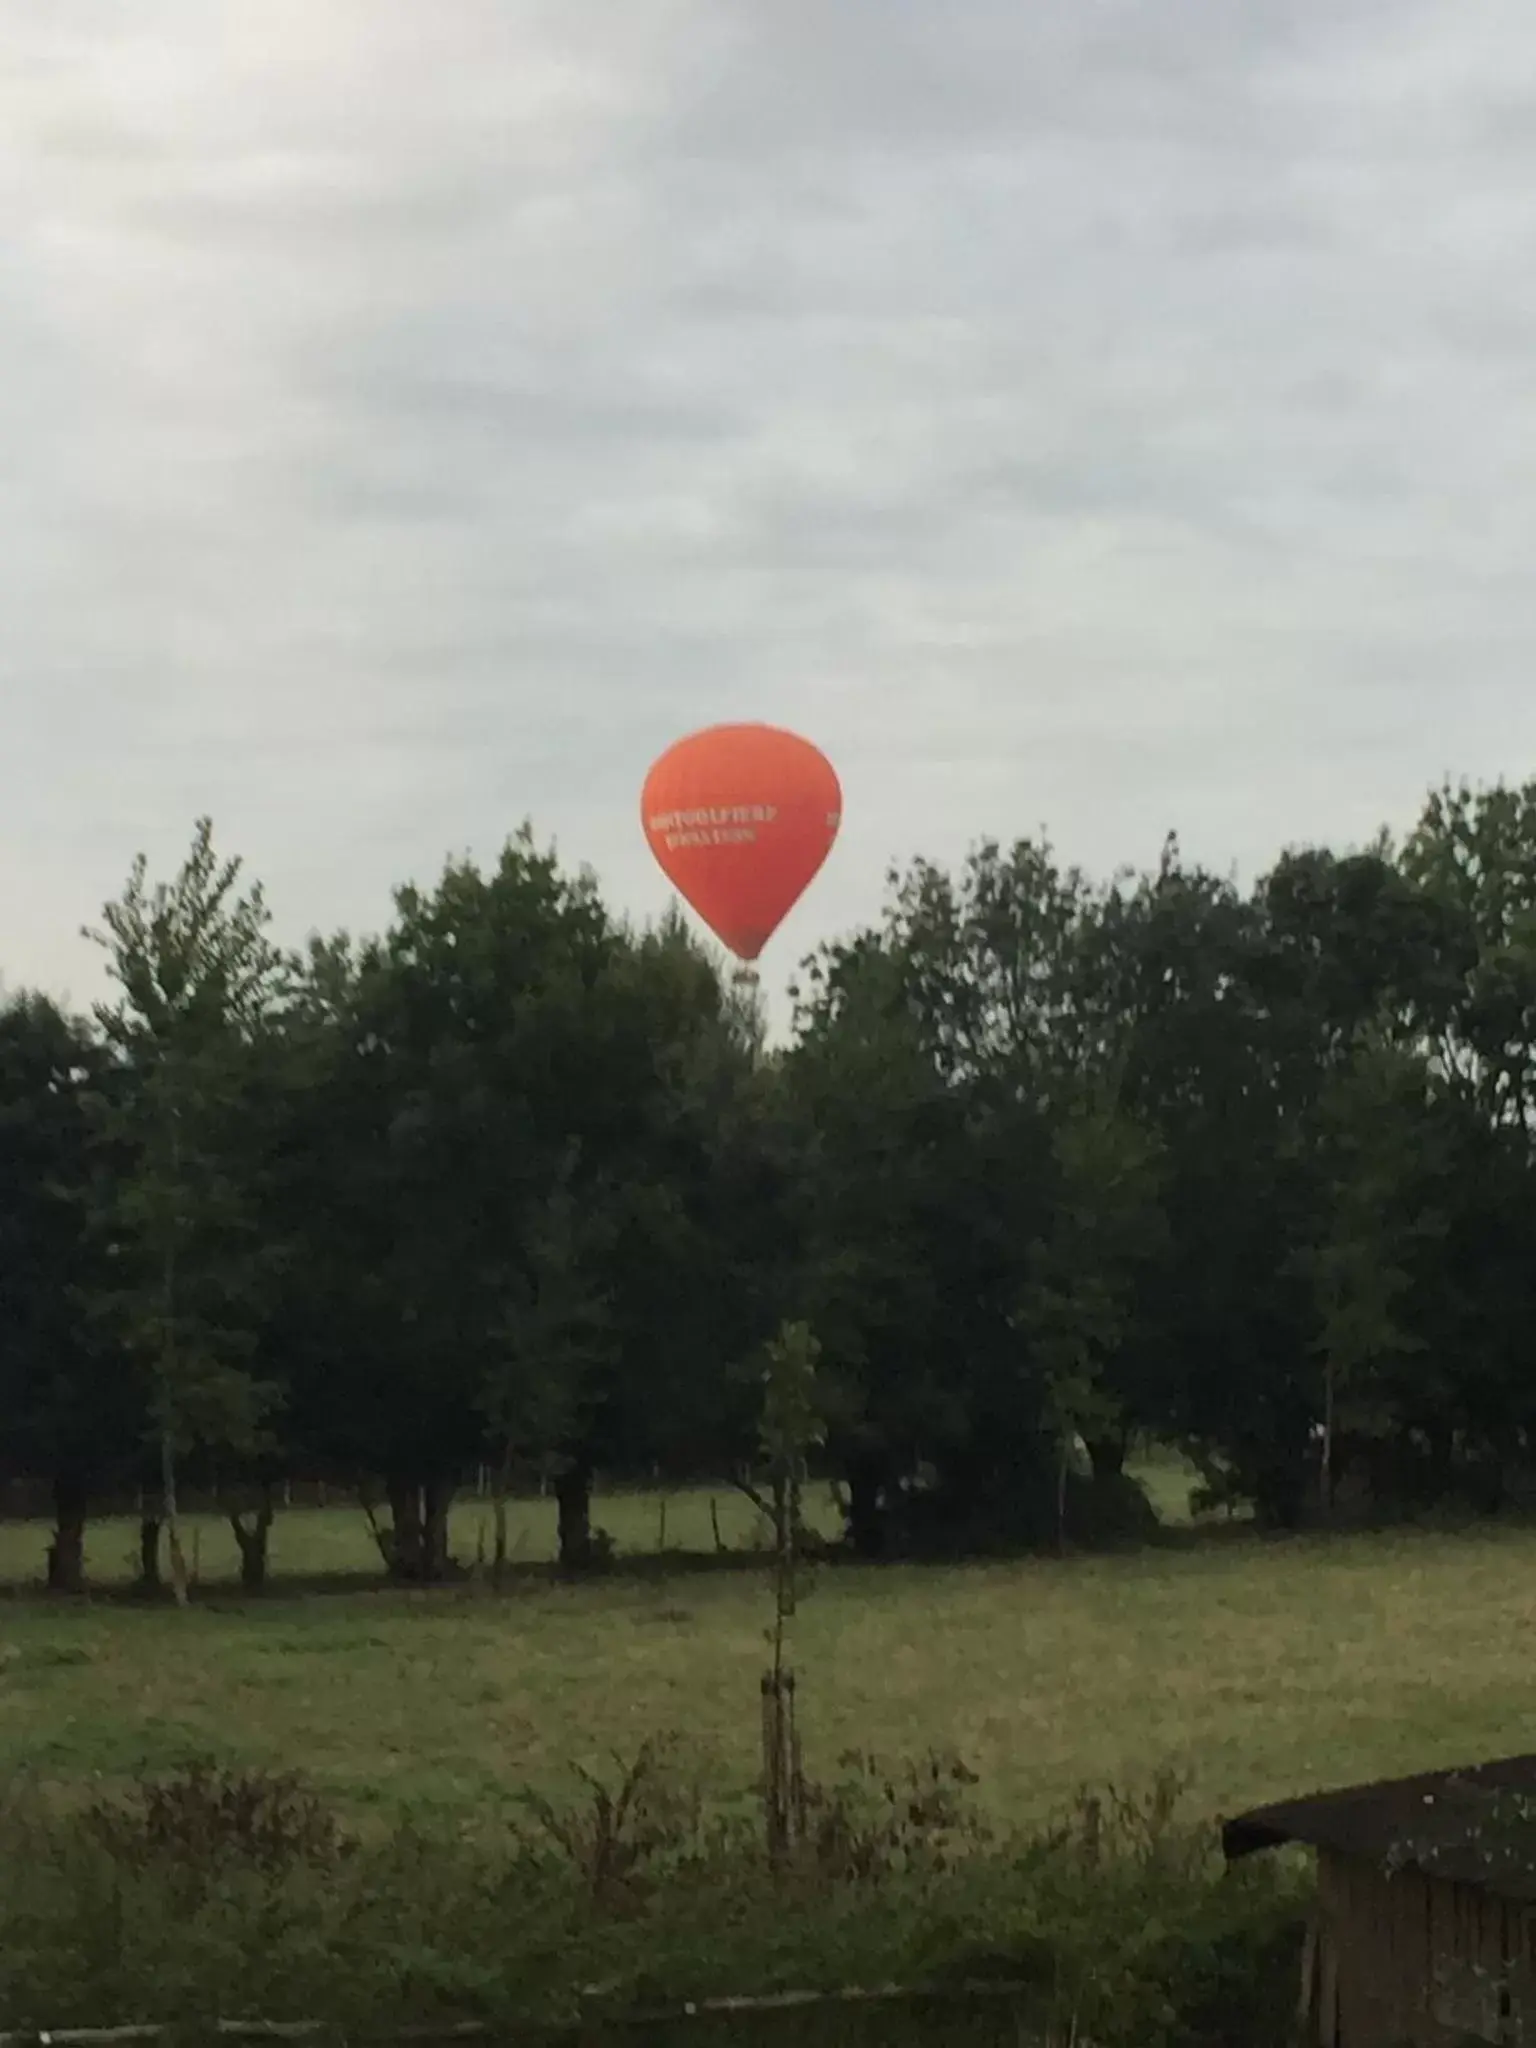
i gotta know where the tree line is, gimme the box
[4,775,1536,1594]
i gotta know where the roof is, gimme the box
[1223,1753,1536,1901]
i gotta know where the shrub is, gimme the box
[800,1749,991,1881]
[85,1761,353,1874]
[0,1754,1308,2047]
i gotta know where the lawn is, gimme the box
[0,1474,1532,1838]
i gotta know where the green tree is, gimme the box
[786,937,995,1556]
[1401,777,1536,1124]
[84,820,289,1604]
[1086,845,1312,1521]
[1088,837,1465,1525]
[1253,846,1468,1517]
[1295,1037,1449,1519]
[558,914,770,1548]
[863,837,1105,1091]
[755,1318,825,1862]
[0,994,135,1591]
[790,838,1123,1557]
[483,1152,617,1577]
[283,833,747,1580]
[296,838,611,1580]
[1015,1090,1166,1549]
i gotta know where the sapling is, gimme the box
[755,1319,825,1863]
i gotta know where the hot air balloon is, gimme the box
[641,724,842,965]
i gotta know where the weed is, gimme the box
[801,1749,991,1880]
[515,1738,708,1911]
[0,1759,1306,2045]
[85,1760,353,1874]
[1048,1766,1201,1873]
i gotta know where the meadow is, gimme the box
[0,1469,1531,1839]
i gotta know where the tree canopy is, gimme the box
[5,777,1536,1586]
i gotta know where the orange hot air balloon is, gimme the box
[641,724,842,963]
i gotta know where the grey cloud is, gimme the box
[5,0,1536,1026]
[667,1,1314,162]
[323,359,740,450]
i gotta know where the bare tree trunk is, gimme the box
[761,1670,799,1865]
[1056,1436,1070,1557]
[1085,1433,1128,1483]
[843,1453,886,1559]
[491,1448,513,1589]
[1320,1360,1336,1525]
[358,1482,393,1572]
[138,1514,163,1593]
[162,1430,190,1608]
[422,1478,455,1582]
[385,1474,425,1581]
[47,1472,88,1594]
[229,1484,276,1592]
[161,1110,189,1609]
[556,1457,593,1571]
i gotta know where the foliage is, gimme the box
[1015,1089,1166,1546]
[801,1749,990,1880]
[7,775,1536,1581]
[757,1320,827,1614]
[81,820,290,1600]
[0,995,131,1589]
[85,1759,353,1875]
[0,1755,1305,2047]
[515,1738,709,1913]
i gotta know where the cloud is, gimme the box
[4,0,1536,1021]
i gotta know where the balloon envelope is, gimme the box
[641,724,842,962]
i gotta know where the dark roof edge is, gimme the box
[1220,1753,1536,1867]
[1221,1813,1296,1862]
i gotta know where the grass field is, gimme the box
[0,1453,1206,1589]
[0,1466,1531,1841]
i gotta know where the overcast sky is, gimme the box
[6,1,1536,1015]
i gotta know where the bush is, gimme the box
[85,1760,353,1874]
[0,1756,1307,2046]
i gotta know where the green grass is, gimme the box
[0,1453,1205,1592]
[0,1482,820,1588]
[0,1465,1528,1839]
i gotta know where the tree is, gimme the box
[786,937,993,1556]
[7,771,1536,1589]
[861,837,1104,1093]
[1294,1037,1447,1519]
[755,1319,825,1862]
[1257,845,1473,1072]
[1014,1090,1166,1549]
[1249,848,1470,1517]
[84,820,289,1604]
[1087,845,1315,1522]
[551,915,771,1553]
[0,994,135,1591]
[1400,778,1536,1125]
[283,832,746,1581]
[288,843,600,1582]
[790,840,1122,1558]
[483,1152,617,1577]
